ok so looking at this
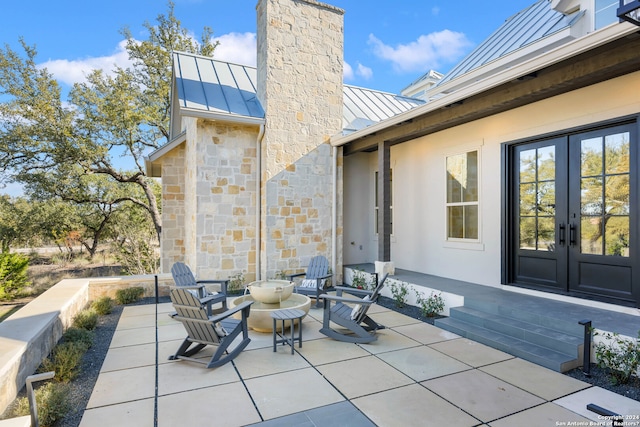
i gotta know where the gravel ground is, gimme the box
[4,295,637,427]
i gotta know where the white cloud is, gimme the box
[212,32,257,66]
[40,40,133,86]
[357,63,373,80]
[368,30,471,73]
[343,61,354,80]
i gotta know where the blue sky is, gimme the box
[2,0,536,95]
[1,0,536,196]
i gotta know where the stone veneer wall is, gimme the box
[257,0,344,278]
[191,119,260,282]
[159,142,186,273]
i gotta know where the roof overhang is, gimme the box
[145,131,187,177]
[331,22,640,153]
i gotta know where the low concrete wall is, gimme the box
[0,273,174,415]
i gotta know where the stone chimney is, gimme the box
[256,0,344,278]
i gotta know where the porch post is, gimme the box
[378,140,391,261]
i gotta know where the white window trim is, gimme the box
[443,143,483,247]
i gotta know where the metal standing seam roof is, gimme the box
[172,51,425,134]
[173,51,265,120]
[436,0,582,87]
[342,85,425,134]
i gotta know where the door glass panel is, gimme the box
[605,133,630,174]
[581,177,603,215]
[538,217,556,251]
[581,137,603,177]
[538,182,556,215]
[519,183,537,215]
[520,217,536,250]
[581,217,603,255]
[580,132,630,257]
[605,216,630,256]
[537,146,555,181]
[518,146,556,251]
[606,175,630,215]
[519,149,536,182]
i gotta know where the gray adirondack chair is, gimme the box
[171,262,228,316]
[319,273,388,343]
[169,288,253,369]
[288,255,333,307]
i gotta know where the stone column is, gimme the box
[256,0,344,279]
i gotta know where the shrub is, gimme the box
[594,330,640,385]
[11,382,71,427]
[351,269,368,290]
[0,252,30,300]
[414,290,445,317]
[63,327,94,351]
[40,342,85,383]
[115,286,144,305]
[389,281,409,308]
[228,272,245,292]
[91,296,114,315]
[73,309,98,331]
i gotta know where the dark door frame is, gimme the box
[501,114,640,307]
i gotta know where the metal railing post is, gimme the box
[578,319,592,377]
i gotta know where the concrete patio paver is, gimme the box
[352,383,479,427]
[479,357,591,400]
[429,337,514,367]
[243,367,344,420]
[158,359,240,395]
[79,398,155,427]
[316,355,413,399]
[488,402,592,427]
[86,364,156,409]
[233,346,312,378]
[554,386,640,422]
[296,336,371,365]
[422,369,545,423]
[392,321,460,345]
[157,381,261,427]
[376,345,471,381]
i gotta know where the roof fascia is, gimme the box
[331,22,639,147]
[179,107,266,125]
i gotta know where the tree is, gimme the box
[0,2,218,241]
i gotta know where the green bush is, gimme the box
[594,330,640,385]
[414,290,445,317]
[12,382,71,427]
[72,309,98,331]
[0,252,30,300]
[351,269,368,290]
[91,296,114,315]
[389,281,409,308]
[63,327,94,351]
[40,342,85,383]
[115,286,144,304]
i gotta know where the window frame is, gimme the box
[444,146,483,247]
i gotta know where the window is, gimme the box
[374,169,393,235]
[446,150,479,240]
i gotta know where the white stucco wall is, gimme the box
[343,71,640,286]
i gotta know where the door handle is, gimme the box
[558,224,566,246]
[569,223,576,246]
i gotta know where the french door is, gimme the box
[510,122,638,305]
